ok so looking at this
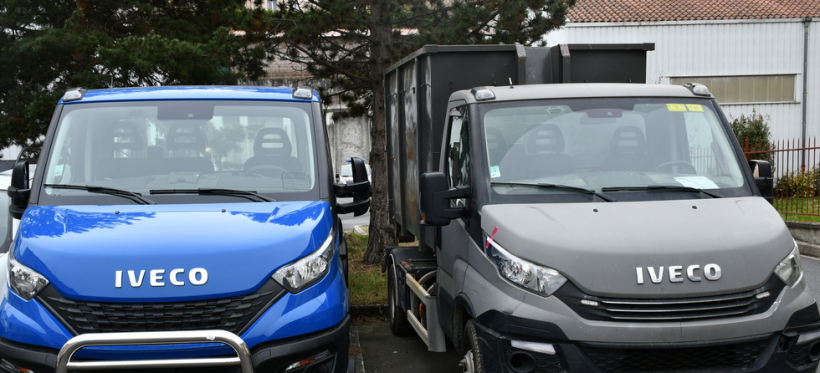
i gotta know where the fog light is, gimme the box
[0,359,35,373]
[581,299,599,307]
[510,340,555,355]
[285,350,333,371]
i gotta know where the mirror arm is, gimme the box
[434,186,470,219]
[333,181,370,198]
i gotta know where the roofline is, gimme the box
[564,17,818,28]
[449,83,704,104]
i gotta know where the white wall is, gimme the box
[544,18,819,142]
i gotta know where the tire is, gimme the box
[388,264,412,336]
[460,320,484,373]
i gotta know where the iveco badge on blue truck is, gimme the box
[0,86,369,372]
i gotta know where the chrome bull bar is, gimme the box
[55,330,253,373]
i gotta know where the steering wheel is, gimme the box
[244,165,289,177]
[652,160,697,174]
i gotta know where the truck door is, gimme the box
[437,106,474,300]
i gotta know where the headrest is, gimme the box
[527,124,565,154]
[254,128,292,157]
[166,124,207,152]
[107,122,144,150]
[610,126,647,154]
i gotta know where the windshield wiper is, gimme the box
[601,185,723,198]
[149,188,276,202]
[45,184,156,205]
[491,182,616,202]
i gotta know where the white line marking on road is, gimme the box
[350,325,365,373]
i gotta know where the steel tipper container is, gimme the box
[0,86,369,372]
[384,51,820,372]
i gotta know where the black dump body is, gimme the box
[384,43,654,239]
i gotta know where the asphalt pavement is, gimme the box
[352,321,462,373]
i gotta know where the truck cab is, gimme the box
[385,45,820,373]
[0,86,369,373]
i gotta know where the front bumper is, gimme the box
[0,315,351,373]
[472,308,820,373]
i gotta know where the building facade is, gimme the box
[545,0,820,142]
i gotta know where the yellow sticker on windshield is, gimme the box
[666,104,687,112]
[686,104,704,112]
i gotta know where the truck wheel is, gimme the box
[460,320,484,373]
[388,265,412,336]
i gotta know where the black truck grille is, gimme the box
[37,279,286,336]
[581,335,772,373]
[555,275,784,322]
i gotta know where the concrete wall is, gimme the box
[787,221,820,258]
[326,112,372,175]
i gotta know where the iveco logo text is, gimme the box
[115,268,208,288]
[636,264,721,284]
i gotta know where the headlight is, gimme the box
[774,244,802,286]
[8,252,49,301]
[484,235,567,296]
[272,231,334,293]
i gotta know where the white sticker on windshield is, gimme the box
[54,164,64,177]
[490,166,501,178]
[674,176,719,189]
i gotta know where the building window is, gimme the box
[267,0,278,11]
[669,75,796,104]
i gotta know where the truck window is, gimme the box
[446,108,470,207]
[41,100,319,204]
[482,98,746,200]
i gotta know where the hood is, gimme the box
[14,201,333,302]
[481,197,793,298]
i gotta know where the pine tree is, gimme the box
[0,0,269,149]
[268,0,575,263]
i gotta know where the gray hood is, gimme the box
[480,197,793,298]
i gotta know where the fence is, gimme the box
[742,137,820,218]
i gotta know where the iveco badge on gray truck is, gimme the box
[636,264,721,284]
[383,44,820,373]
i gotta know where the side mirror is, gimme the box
[420,172,470,226]
[334,157,371,216]
[749,160,773,204]
[8,161,31,219]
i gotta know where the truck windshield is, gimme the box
[41,100,318,204]
[481,98,748,200]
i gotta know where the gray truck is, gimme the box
[383,44,820,372]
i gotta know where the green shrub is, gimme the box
[774,168,819,198]
[731,109,776,169]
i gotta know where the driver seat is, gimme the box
[603,126,650,171]
[243,128,300,175]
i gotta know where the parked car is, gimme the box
[340,161,371,184]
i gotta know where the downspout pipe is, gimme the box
[802,17,811,167]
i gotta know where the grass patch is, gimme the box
[774,198,820,223]
[346,233,387,305]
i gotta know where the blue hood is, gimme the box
[13,201,334,302]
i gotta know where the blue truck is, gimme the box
[0,86,370,372]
